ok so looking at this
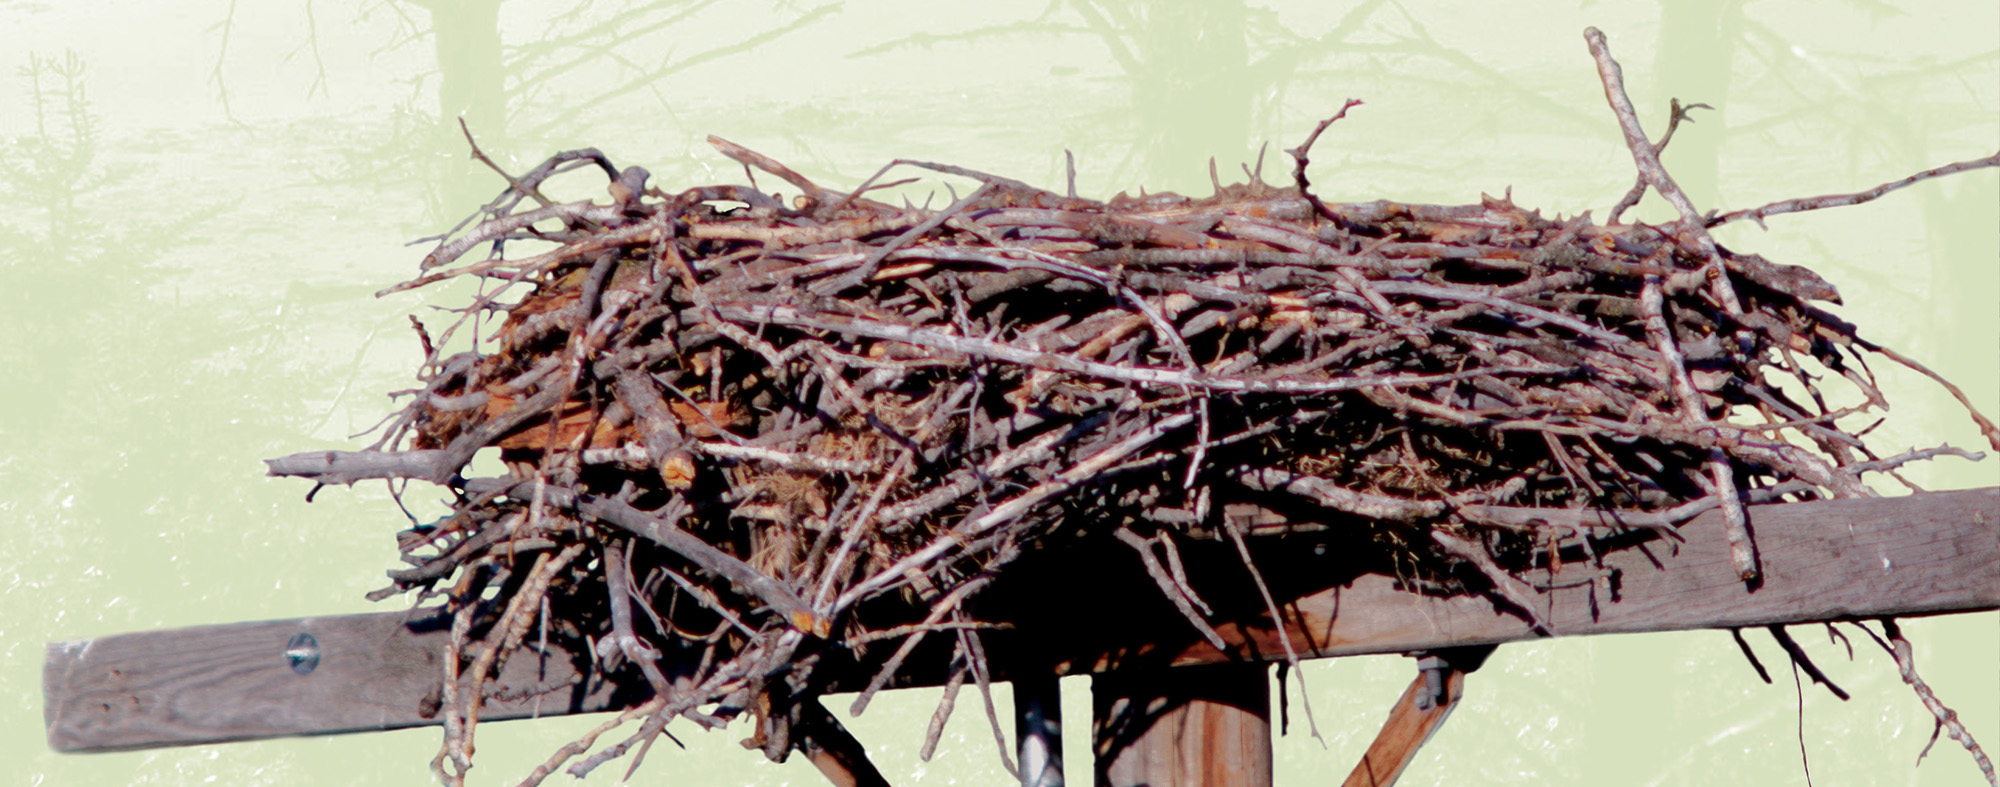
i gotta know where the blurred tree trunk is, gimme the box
[1652,0,1741,208]
[413,0,508,215]
[1117,0,1251,193]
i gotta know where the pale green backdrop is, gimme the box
[3,1,1994,785]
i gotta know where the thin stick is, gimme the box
[1868,344,2000,451]
[1223,520,1325,743]
[1114,526,1228,650]
[1730,627,1773,684]
[1065,149,1077,199]
[707,135,830,203]
[1583,28,1743,316]
[1710,152,2000,229]
[957,624,1021,779]
[1877,619,1997,785]
[818,182,995,292]
[1608,99,1712,224]
[1641,274,1757,581]
[1286,99,1365,226]
[1432,529,1556,635]
[715,302,1559,395]
[1766,624,1849,700]
[919,650,969,762]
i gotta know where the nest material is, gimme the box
[266,102,1998,785]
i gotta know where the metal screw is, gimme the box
[285,632,321,676]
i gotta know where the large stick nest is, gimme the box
[268,79,1997,787]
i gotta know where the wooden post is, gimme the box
[1341,669,1467,787]
[1091,663,1271,787]
[1341,645,1495,787]
[794,699,890,787]
[1015,673,1065,787]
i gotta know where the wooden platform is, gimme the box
[45,487,2000,753]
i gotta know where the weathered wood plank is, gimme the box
[1042,485,2000,674]
[44,488,1999,752]
[43,608,631,752]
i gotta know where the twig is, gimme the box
[1867,343,2000,452]
[1239,467,1446,521]
[1640,275,1757,581]
[1730,627,1772,684]
[1766,624,1849,701]
[817,182,995,293]
[717,301,1561,394]
[548,485,831,637]
[1608,99,1712,224]
[515,696,670,787]
[706,135,831,204]
[1286,99,1366,226]
[919,648,968,762]
[794,698,892,787]
[1222,518,1324,744]
[835,412,1196,611]
[1709,151,2000,229]
[956,623,1020,779]
[849,577,991,716]
[1113,526,1228,650]
[1877,619,1997,785]
[1432,529,1555,635]
[457,117,559,211]
[459,545,589,762]
[1583,28,1743,316]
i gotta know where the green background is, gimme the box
[3,1,1994,784]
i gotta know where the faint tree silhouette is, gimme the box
[209,0,838,220]
[851,0,1602,194]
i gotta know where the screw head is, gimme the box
[285,632,321,676]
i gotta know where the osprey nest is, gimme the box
[267,50,1998,787]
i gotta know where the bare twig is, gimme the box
[1767,624,1850,701]
[1709,152,2000,229]
[1608,99,1712,224]
[1287,99,1366,226]
[1114,527,1227,650]
[1877,619,1997,785]
[1583,28,1743,315]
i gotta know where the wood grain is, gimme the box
[1340,670,1466,787]
[1013,486,2000,676]
[44,488,1999,752]
[1092,663,1271,787]
[43,608,627,752]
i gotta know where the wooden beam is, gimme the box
[1340,645,1494,787]
[1341,669,1467,787]
[1092,663,1271,787]
[1014,486,2000,676]
[42,608,630,752]
[794,698,891,787]
[44,488,2000,752]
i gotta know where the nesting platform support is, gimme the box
[43,488,2000,782]
[1091,663,1272,787]
[1014,671,1065,787]
[1338,644,1495,787]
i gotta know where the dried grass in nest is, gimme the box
[265,30,1999,787]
